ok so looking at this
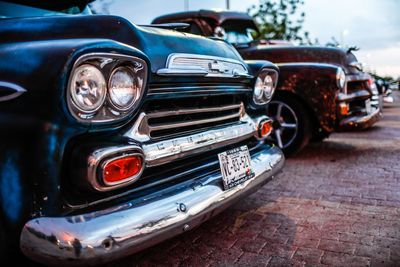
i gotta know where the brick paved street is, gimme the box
[106,92,400,267]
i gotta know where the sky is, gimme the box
[93,0,400,78]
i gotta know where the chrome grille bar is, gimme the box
[147,85,252,97]
[148,112,241,131]
[146,103,241,118]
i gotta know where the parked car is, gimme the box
[371,73,395,104]
[153,10,382,154]
[0,1,284,265]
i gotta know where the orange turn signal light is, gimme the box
[259,121,273,138]
[339,103,349,116]
[103,155,143,185]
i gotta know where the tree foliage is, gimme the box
[248,0,315,44]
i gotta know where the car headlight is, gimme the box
[336,68,346,89]
[67,53,148,123]
[253,70,277,105]
[108,66,141,111]
[70,64,107,113]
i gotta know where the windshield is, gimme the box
[0,1,92,18]
[219,19,260,44]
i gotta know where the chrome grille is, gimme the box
[145,102,244,139]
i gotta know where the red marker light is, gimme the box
[367,78,375,88]
[103,156,143,185]
[259,121,273,138]
[339,103,349,116]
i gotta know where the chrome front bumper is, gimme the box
[338,107,381,129]
[337,89,382,130]
[20,145,284,266]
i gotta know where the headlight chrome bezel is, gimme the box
[67,53,148,124]
[253,69,278,105]
[336,67,346,90]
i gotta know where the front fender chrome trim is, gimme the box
[0,81,27,102]
[20,145,284,266]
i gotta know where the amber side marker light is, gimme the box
[339,103,349,116]
[103,156,143,186]
[259,120,273,138]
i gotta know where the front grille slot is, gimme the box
[347,80,368,93]
[142,95,244,140]
[147,104,242,138]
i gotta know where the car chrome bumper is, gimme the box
[338,107,382,130]
[20,145,284,266]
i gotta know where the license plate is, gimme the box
[365,99,372,113]
[218,145,255,190]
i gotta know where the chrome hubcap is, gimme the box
[267,101,299,149]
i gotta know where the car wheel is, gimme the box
[267,96,312,155]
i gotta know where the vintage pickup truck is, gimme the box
[153,10,382,154]
[0,1,284,265]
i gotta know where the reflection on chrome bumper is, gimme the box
[339,107,382,129]
[20,145,284,266]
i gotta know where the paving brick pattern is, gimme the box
[104,93,400,267]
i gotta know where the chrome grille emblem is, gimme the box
[209,60,229,74]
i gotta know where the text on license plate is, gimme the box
[218,145,255,190]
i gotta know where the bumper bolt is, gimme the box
[183,224,190,232]
[102,238,114,251]
[178,203,187,212]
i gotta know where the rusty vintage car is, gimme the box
[153,10,382,154]
[0,1,284,265]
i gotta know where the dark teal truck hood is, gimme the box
[0,14,243,75]
[1,0,95,10]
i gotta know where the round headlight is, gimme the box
[108,67,138,111]
[70,64,106,113]
[253,71,276,105]
[263,75,274,99]
[336,68,346,89]
[254,77,264,101]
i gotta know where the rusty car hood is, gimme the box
[238,44,360,74]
